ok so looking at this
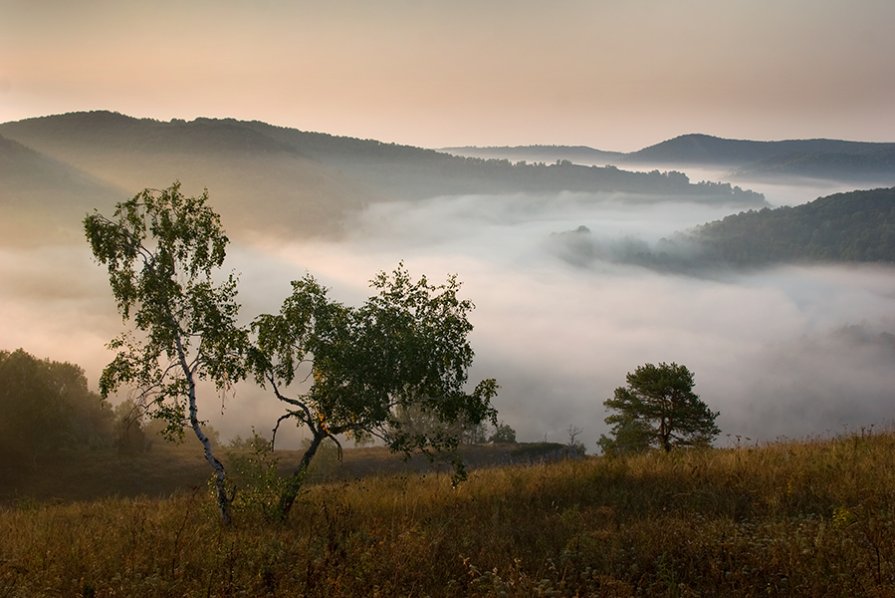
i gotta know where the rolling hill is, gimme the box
[0,112,766,243]
[685,186,895,265]
[550,187,895,270]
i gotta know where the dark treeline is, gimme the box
[441,144,626,165]
[0,349,201,475]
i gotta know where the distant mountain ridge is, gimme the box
[0,111,767,243]
[444,134,895,183]
[624,133,895,164]
[626,134,895,182]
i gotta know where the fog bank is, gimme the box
[3,189,894,451]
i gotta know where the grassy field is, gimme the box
[2,431,895,596]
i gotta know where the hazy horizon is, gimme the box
[3,179,894,451]
[3,1,895,151]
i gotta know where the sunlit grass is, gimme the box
[2,431,895,595]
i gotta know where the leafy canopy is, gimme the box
[600,362,719,454]
[250,264,498,517]
[84,182,248,432]
[252,264,498,452]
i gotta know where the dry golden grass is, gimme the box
[2,431,895,596]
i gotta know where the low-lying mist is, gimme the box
[3,182,894,452]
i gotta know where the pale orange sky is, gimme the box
[2,0,894,151]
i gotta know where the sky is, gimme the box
[2,0,895,151]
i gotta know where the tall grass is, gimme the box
[2,430,895,596]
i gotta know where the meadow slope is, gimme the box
[2,431,894,596]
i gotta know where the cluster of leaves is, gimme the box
[85,183,250,523]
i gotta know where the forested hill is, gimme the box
[624,134,895,182]
[0,111,766,240]
[549,188,895,272]
[686,187,895,266]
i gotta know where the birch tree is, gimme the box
[84,182,248,524]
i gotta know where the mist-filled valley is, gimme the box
[3,113,895,452]
[9,2,895,591]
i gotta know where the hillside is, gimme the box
[0,112,766,242]
[685,187,895,266]
[549,187,895,271]
[0,134,122,245]
[0,441,577,503]
[3,431,895,595]
[0,112,373,238]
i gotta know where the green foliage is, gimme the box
[84,182,249,523]
[602,362,720,453]
[0,348,114,462]
[250,263,498,518]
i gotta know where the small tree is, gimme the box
[600,362,719,454]
[84,183,248,524]
[251,264,498,520]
